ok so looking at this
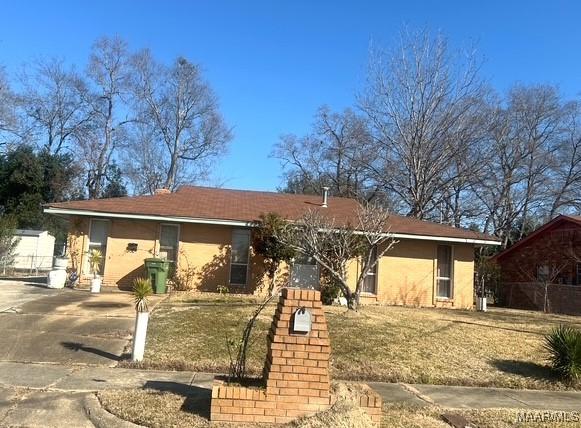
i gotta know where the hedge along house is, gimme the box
[44,186,500,308]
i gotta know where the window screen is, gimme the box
[230,229,250,285]
[436,245,453,298]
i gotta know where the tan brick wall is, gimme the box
[64,216,474,308]
[448,243,476,309]
[67,216,89,276]
[103,219,158,289]
[179,223,232,291]
[357,239,475,309]
[67,217,159,289]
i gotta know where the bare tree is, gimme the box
[19,58,91,154]
[83,36,132,199]
[0,67,19,148]
[359,29,487,220]
[278,203,397,310]
[130,51,232,191]
[274,106,378,201]
[548,101,581,217]
[123,123,167,195]
[475,85,565,246]
[437,98,491,227]
[510,85,563,240]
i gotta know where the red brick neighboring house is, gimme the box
[493,215,581,315]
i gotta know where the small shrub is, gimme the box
[170,266,197,291]
[544,324,581,381]
[87,249,104,278]
[168,250,198,291]
[320,277,341,305]
[217,284,230,296]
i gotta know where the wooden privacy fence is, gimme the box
[502,282,581,315]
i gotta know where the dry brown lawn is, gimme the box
[98,387,579,428]
[137,292,581,390]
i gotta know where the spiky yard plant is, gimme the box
[544,324,581,381]
[88,249,104,279]
[133,277,153,313]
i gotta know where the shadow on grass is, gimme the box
[167,301,266,308]
[491,359,557,382]
[442,319,540,335]
[144,380,211,419]
[463,308,581,327]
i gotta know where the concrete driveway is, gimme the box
[0,280,160,366]
[0,280,59,313]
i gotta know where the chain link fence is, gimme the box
[1,255,54,276]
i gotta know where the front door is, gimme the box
[88,219,109,275]
[159,224,179,274]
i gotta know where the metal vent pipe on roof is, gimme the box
[322,187,329,208]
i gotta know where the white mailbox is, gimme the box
[293,307,312,333]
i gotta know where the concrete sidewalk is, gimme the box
[0,362,214,428]
[370,382,581,412]
[0,361,579,412]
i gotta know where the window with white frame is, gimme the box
[436,245,453,299]
[362,246,378,294]
[230,229,250,285]
[87,219,109,275]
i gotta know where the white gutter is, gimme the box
[43,207,253,228]
[44,207,501,246]
[390,233,501,246]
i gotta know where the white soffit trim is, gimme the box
[44,207,501,245]
[390,233,501,246]
[43,208,253,227]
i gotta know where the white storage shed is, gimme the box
[12,230,56,271]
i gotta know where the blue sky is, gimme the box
[1,0,580,191]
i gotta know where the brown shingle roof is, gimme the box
[45,185,498,242]
[492,214,581,260]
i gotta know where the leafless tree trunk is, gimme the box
[359,28,487,220]
[518,260,567,313]
[510,86,562,240]
[475,85,565,246]
[278,203,397,310]
[129,51,232,191]
[83,36,131,199]
[19,58,91,154]
[273,106,378,201]
[123,123,167,195]
[0,67,19,148]
[549,101,581,217]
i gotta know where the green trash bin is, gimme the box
[144,258,170,294]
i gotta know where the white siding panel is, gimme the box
[12,232,55,270]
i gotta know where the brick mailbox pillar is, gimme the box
[210,287,382,424]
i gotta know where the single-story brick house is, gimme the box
[493,214,581,314]
[44,186,499,308]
